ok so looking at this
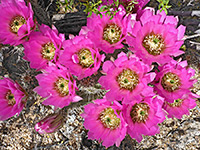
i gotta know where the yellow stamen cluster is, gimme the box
[77,49,94,68]
[10,16,26,34]
[54,77,69,97]
[167,99,183,107]
[41,42,56,60]
[130,103,150,123]
[98,107,121,130]
[142,33,165,56]
[117,69,139,91]
[103,24,122,44]
[161,72,181,92]
[6,91,16,106]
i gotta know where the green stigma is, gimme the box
[153,38,159,44]
[6,91,16,106]
[54,77,69,97]
[140,111,145,116]
[124,78,129,83]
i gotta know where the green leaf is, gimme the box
[166,5,171,8]
[164,8,168,14]
[115,0,119,6]
[109,15,113,20]
[99,13,103,18]
[94,7,98,11]
[88,11,92,17]
[100,5,107,12]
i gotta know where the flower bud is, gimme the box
[35,112,64,134]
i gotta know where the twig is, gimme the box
[168,10,192,16]
[183,33,200,40]
[189,41,200,46]
[45,0,54,12]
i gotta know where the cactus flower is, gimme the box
[123,95,166,142]
[98,52,155,103]
[163,93,197,119]
[35,112,64,134]
[154,60,197,102]
[81,98,127,148]
[126,9,185,65]
[23,24,65,70]
[0,0,35,45]
[0,78,26,120]
[59,35,105,79]
[34,65,82,108]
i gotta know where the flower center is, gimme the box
[6,91,16,106]
[77,49,94,68]
[103,24,122,44]
[130,103,150,123]
[161,72,181,92]
[167,98,183,107]
[54,77,69,97]
[9,16,26,34]
[98,107,121,130]
[41,42,56,60]
[117,69,139,91]
[142,33,165,56]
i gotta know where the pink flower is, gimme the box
[0,0,35,46]
[163,93,197,119]
[154,60,196,102]
[34,65,82,108]
[80,6,129,53]
[81,98,127,148]
[122,95,166,142]
[0,78,25,121]
[126,9,185,65]
[58,35,105,80]
[23,24,65,70]
[35,112,64,134]
[98,52,155,103]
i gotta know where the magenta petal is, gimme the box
[164,16,178,26]
[179,60,188,68]
[17,24,28,36]
[72,96,82,102]
[102,61,114,73]
[140,9,153,25]
[72,54,79,64]
[177,25,186,40]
